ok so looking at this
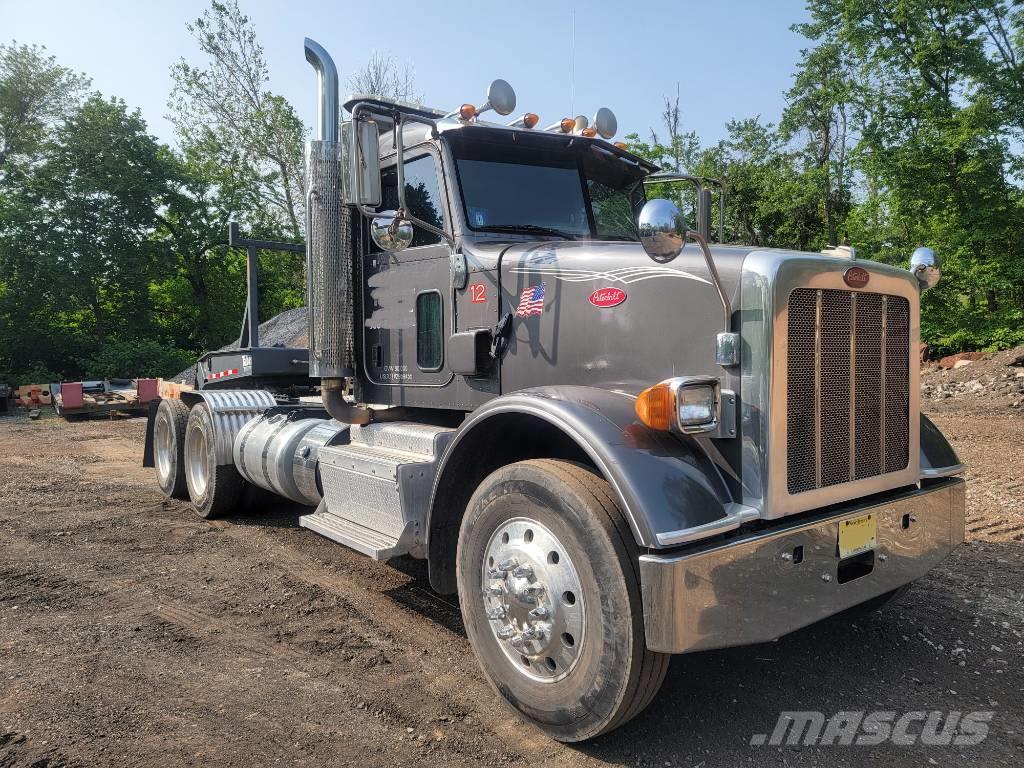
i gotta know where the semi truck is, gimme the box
[143,38,966,742]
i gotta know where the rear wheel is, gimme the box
[457,459,669,742]
[184,402,243,518]
[153,398,190,499]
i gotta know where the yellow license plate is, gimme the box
[838,513,877,558]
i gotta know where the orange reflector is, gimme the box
[559,117,575,133]
[523,112,539,129]
[581,127,597,138]
[459,103,477,120]
[635,382,673,431]
[613,141,628,150]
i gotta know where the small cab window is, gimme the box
[416,291,443,370]
[377,154,445,248]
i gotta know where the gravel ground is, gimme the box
[0,396,1021,767]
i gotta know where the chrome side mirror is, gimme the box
[370,211,413,252]
[910,246,940,290]
[349,118,381,207]
[638,199,687,263]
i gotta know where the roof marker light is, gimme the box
[581,127,597,138]
[459,103,477,120]
[507,112,540,129]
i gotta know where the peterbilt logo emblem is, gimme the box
[588,287,626,308]
[844,266,870,288]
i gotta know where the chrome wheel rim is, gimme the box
[153,411,174,485]
[481,517,585,683]
[185,418,210,499]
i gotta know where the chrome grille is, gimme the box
[786,288,910,494]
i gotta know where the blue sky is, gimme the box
[2,0,811,148]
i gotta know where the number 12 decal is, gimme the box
[469,284,486,303]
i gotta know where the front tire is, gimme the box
[153,398,190,499]
[457,459,669,742]
[184,402,243,519]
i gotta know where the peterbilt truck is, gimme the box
[143,38,966,742]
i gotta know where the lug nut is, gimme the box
[528,606,549,619]
[482,584,504,597]
[512,564,534,579]
[497,558,519,571]
[496,625,516,640]
[487,569,505,579]
[521,626,545,641]
[486,606,507,620]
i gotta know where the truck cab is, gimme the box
[145,38,965,743]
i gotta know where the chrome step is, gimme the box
[299,505,412,560]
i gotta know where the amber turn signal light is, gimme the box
[613,141,628,150]
[559,117,575,133]
[523,112,539,129]
[459,103,477,120]
[581,127,598,138]
[635,382,674,431]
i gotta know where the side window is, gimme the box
[416,292,443,370]
[377,154,445,249]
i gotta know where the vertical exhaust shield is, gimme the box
[304,38,354,381]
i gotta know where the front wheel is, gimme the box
[457,459,669,742]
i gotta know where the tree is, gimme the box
[169,0,306,238]
[348,50,423,103]
[0,41,89,180]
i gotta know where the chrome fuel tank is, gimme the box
[233,413,348,506]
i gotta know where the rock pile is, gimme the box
[921,344,1024,408]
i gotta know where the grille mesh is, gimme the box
[786,288,910,494]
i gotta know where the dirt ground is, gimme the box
[1,394,1022,767]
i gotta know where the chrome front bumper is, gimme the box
[639,478,966,654]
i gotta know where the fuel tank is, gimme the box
[232,413,348,506]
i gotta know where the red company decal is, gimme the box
[469,284,486,303]
[588,287,627,308]
[844,266,870,289]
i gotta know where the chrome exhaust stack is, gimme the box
[304,38,371,424]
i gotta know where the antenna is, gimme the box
[569,9,576,115]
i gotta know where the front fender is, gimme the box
[429,386,733,549]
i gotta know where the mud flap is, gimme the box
[142,399,159,468]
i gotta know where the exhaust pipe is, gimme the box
[304,38,372,425]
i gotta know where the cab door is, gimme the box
[361,149,455,396]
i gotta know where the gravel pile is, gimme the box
[170,307,309,383]
[921,344,1024,408]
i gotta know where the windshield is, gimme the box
[451,137,645,241]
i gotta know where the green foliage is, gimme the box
[3,0,1024,390]
[80,339,195,380]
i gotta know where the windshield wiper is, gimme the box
[475,224,579,241]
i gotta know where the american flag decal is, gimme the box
[515,282,546,318]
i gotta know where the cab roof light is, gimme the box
[507,112,540,129]
[613,141,628,150]
[459,103,477,121]
[545,117,575,133]
[581,127,598,138]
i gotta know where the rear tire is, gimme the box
[153,398,190,499]
[457,459,669,742]
[184,402,243,519]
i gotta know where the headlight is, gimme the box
[635,376,721,435]
[677,384,717,429]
